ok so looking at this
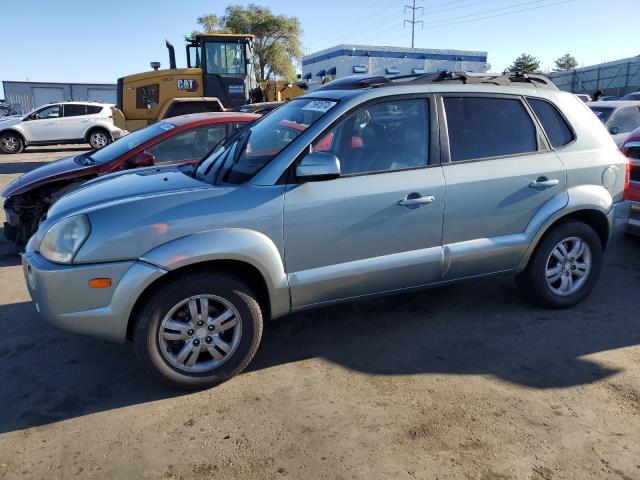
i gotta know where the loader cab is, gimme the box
[187,34,259,110]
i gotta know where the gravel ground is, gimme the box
[0,147,639,480]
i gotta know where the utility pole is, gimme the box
[404,0,423,49]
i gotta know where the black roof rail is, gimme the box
[316,71,558,92]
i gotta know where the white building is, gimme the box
[302,44,489,84]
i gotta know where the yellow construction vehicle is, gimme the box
[115,34,307,131]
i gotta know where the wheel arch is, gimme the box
[84,125,112,142]
[0,128,27,145]
[126,259,272,341]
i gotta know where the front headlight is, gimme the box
[40,215,90,263]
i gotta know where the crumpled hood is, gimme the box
[44,167,209,224]
[2,154,92,198]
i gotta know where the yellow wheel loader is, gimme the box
[115,34,307,132]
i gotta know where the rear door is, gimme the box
[59,103,88,140]
[439,94,568,280]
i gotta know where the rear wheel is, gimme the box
[133,272,263,390]
[517,221,602,308]
[88,129,111,149]
[0,132,24,154]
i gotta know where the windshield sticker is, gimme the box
[159,123,176,131]
[302,100,336,113]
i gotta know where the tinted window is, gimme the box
[610,107,640,134]
[528,98,574,147]
[86,105,102,114]
[63,104,86,117]
[147,125,228,163]
[136,84,159,109]
[590,106,614,123]
[312,99,428,175]
[444,97,537,162]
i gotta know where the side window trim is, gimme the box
[525,96,576,150]
[438,92,547,165]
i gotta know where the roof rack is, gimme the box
[316,70,558,92]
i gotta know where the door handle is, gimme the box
[398,194,435,207]
[529,177,559,189]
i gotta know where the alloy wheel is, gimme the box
[545,236,591,296]
[1,136,19,153]
[158,295,242,373]
[90,132,108,148]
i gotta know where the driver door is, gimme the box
[283,97,445,308]
[22,105,62,142]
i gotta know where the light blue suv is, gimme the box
[22,73,630,389]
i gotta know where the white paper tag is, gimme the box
[302,100,336,113]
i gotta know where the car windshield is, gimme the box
[195,98,337,184]
[84,122,176,164]
[589,106,614,124]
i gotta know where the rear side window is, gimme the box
[86,105,102,114]
[63,104,87,117]
[444,96,537,162]
[528,98,574,147]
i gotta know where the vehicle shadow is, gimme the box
[0,161,50,175]
[0,237,638,435]
[23,146,88,154]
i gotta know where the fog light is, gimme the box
[89,278,112,288]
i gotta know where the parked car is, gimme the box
[238,101,283,114]
[21,73,629,389]
[3,112,258,244]
[0,101,127,154]
[587,101,640,146]
[620,91,640,101]
[620,128,640,235]
[600,96,619,101]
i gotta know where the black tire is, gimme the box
[87,128,111,149]
[133,272,263,390]
[0,132,24,154]
[516,220,603,309]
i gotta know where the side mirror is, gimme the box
[296,152,341,182]
[127,151,155,168]
[609,126,622,135]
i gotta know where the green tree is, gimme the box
[194,4,302,82]
[553,53,578,72]
[508,53,541,74]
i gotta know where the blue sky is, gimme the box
[0,0,637,98]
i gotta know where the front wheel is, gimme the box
[517,221,603,309]
[0,132,24,154]
[88,129,111,149]
[133,272,263,390]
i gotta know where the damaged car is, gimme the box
[2,112,258,245]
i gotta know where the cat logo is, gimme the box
[176,79,199,92]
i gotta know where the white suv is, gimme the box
[0,102,127,154]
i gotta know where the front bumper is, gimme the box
[627,202,640,236]
[111,129,129,140]
[22,250,166,342]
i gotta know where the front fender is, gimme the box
[140,228,290,318]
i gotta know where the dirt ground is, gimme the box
[0,146,639,480]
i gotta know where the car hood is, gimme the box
[44,167,209,223]
[2,154,93,198]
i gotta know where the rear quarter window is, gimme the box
[86,105,103,114]
[527,98,575,148]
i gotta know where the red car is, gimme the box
[621,127,640,235]
[2,112,258,244]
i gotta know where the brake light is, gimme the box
[624,159,631,200]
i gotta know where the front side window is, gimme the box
[63,104,86,117]
[528,98,574,148]
[610,106,640,134]
[204,42,246,75]
[444,96,537,162]
[196,98,337,184]
[34,105,60,119]
[312,99,429,175]
[136,84,159,109]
